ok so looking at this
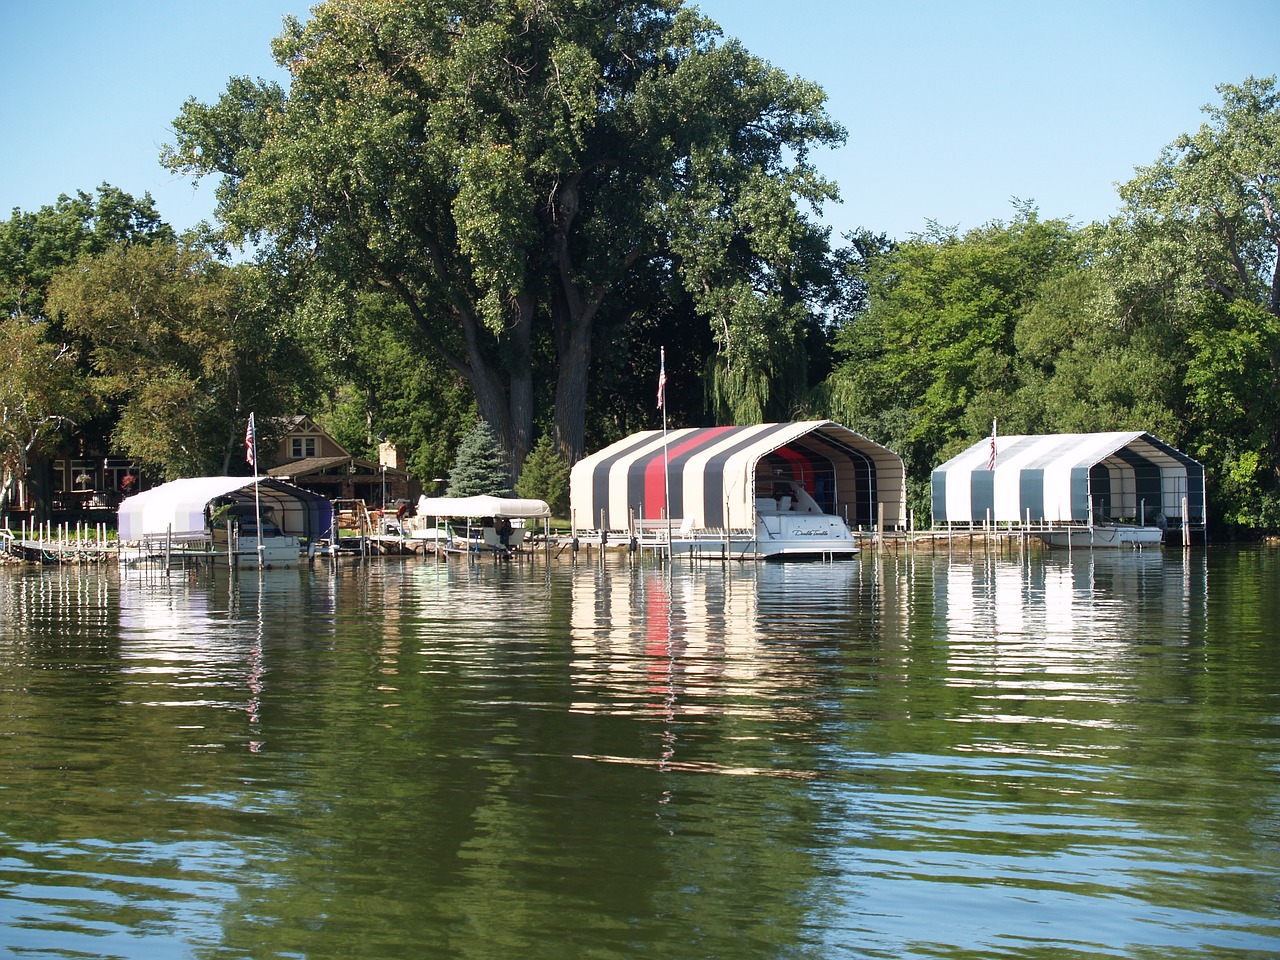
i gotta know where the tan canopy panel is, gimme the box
[570,420,905,530]
[415,495,551,519]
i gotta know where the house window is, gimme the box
[71,460,98,492]
[291,436,318,459]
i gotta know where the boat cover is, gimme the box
[569,421,905,530]
[931,431,1207,524]
[118,476,334,540]
[415,494,551,519]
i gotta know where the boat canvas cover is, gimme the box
[118,477,334,540]
[415,495,551,519]
[931,431,1207,524]
[570,420,905,531]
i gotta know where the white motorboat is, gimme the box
[1036,524,1165,549]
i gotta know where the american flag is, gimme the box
[656,348,667,410]
[987,418,997,471]
[245,413,257,469]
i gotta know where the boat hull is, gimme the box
[225,535,303,567]
[1036,526,1164,549]
[666,513,860,561]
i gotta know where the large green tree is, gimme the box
[0,185,172,325]
[0,318,91,518]
[0,186,174,516]
[45,239,319,478]
[313,291,476,484]
[163,0,844,468]
[826,209,1079,499]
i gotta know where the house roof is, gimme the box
[569,420,905,530]
[267,456,350,477]
[267,456,407,479]
[931,431,1207,524]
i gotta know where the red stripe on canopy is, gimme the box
[643,426,735,518]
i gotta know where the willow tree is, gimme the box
[163,0,844,466]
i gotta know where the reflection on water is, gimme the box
[1,549,1278,959]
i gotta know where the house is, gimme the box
[6,422,140,524]
[4,414,416,526]
[264,416,417,508]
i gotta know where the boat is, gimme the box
[210,503,306,566]
[118,476,332,568]
[646,480,861,560]
[411,494,552,557]
[570,421,906,561]
[1035,524,1165,549]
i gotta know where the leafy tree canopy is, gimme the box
[828,207,1079,478]
[164,0,845,469]
[0,317,91,518]
[0,185,172,323]
[44,239,319,479]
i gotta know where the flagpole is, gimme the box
[248,412,263,568]
[659,347,671,564]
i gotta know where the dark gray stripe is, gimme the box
[1018,469,1044,521]
[970,470,994,522]
[701,424,800,527]
[590,430,662,526]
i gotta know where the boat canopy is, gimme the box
[415,494,551,519]
[118,477,334,540]
[931,431,1207,526]
[570,421,905,531]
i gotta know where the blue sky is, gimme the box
[2,1,1276,242]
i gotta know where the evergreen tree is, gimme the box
[447,420,512,497]
[515,433,570,516]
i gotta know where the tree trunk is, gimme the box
[459,297,534,481]
[551,290,593,464]
[506,292,535,478]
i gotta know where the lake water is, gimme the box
[2,545,1279,959]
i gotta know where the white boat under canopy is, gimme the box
[118,476,333,566]
[569,421,906,559]
[931,431,1207,545]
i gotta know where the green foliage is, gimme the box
[448,420,512,498]
[515,433,570,515]
[165,0,845,463]
[309,293,476,483]
[0,185,172,324]
[44,239,318,479]
[0,318,91,515]
[1107,75,1280,528]
[827,208,1080,476]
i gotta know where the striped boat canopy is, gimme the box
[570,421,905,531]
[931,431,1207,526]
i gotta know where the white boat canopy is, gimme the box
[931,431,1207,527]
[415,494,551,519]
[570,420,905,531]
[118,476,334,540]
